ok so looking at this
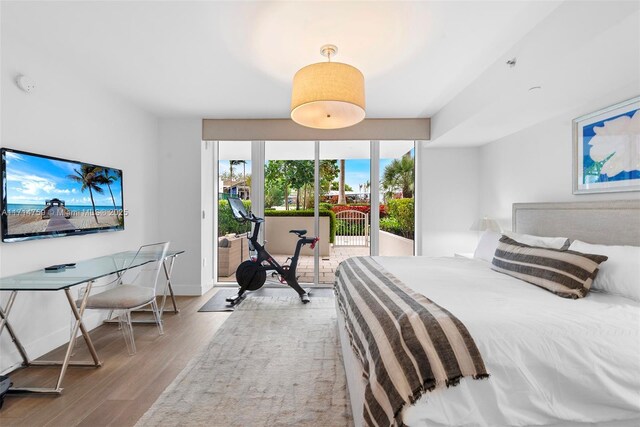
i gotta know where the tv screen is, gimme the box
[1,148,125,242]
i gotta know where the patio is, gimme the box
[218,244,370,286]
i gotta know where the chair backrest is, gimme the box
[119,242,170,294]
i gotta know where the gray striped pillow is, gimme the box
[491,236,608,299]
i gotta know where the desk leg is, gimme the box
[55,282,99,390]
[0,291,30,366]
[6,284,102,394]
[159,256,179,317]
[64,286,101,366]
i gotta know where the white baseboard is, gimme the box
[171,283,205,296]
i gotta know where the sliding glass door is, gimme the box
[318,141,371,284]
[216,141,252,283]
[213,140,416,286]
[264,141,317,285]
[378,141,416,256]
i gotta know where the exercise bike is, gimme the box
[226,197,319,306]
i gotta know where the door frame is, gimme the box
[206,140,420,287]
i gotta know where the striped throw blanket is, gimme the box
[335,257,489,427]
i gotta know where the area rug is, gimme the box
[136,295,353,427]
[198,287,336,312]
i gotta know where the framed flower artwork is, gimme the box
[573,96,640,194]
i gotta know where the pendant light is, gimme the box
[290,45,365,129]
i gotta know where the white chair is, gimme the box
[79,242,170,355]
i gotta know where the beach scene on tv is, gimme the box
[3,151,124,236]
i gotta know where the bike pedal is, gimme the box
[226,294,245,305]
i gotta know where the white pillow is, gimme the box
[473,230,501,262]
[504,231,569,250]
[569,240,640,301]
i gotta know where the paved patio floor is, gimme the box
[218,245,370,286]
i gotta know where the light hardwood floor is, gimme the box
[0,288,231,427]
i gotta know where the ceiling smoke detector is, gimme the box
[16,75,36,93]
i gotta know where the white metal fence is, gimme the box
[335,210,369,247]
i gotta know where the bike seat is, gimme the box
[289,229,307,237]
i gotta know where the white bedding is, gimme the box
[337,256,640,427]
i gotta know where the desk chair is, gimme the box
[78,242,170,355]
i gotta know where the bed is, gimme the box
[336,200,640,427]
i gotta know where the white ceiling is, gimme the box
[2,0,561,120]
[429,0,640,146]
[3,1,638,146]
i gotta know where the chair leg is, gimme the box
[118,310,136,355]
[151,299,164,336]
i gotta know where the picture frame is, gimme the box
[573,96,640,194]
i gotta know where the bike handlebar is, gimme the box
[310,237,319,249]
[237,210,264,223]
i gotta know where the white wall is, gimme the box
[479,90,640,232]
[157,119,203,294]
[419,145,480,256]
[0,32,159,372]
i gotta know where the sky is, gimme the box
[3,151,123,207]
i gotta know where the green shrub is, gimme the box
[380,217,402,236]
[218,199,251,236]
[265,186,285,209]
[336,219,368,236]
[319,202,333,211]
[218,201,337,243]
[384,198,414,239]
[265,209,336,243]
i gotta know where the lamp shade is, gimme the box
[470,217,502,232]
[290,61,365,130]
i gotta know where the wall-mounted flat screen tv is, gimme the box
[1,148,125,242]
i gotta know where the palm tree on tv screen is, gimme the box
[102,168,121,210]
[67,165,106,224]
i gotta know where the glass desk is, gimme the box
[0,249,184,394]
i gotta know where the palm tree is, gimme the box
[338,159,346,204]
[229,160,245,182]
[242,160,247,183]
[381,155,414,200]
[67,165,106,224]
[102,168,121,210]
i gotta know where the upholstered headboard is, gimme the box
[513,200,640,246]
